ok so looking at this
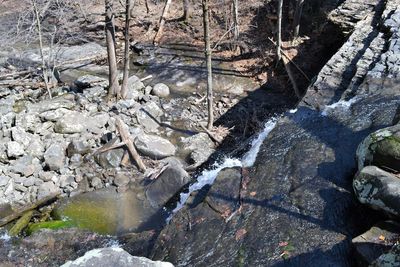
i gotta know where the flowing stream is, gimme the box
[169,118,278,218]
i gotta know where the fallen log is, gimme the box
[0,193,60,227]
[115,117,146,172]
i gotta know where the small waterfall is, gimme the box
[169,118,277,218]
[321,96,359,116]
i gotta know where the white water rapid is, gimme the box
[169,118,277,218]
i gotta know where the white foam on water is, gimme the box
[168,118,277,220]
[0,232,11,242]
[241,119,277,168]
[321,96,359,116]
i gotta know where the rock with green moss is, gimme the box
[356,124,400,172]
[26,220,75,235]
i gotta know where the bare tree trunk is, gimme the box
[153,0,172,45]
[105,0,119,99]
[121,0,132,99]
[232,0,239,43]
[292,0,304,39]
[202,0,213,130]
[32,0,52,99]
[182,0,190,21]
[276,0,283,62]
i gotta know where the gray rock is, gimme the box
[15,112,40,132]
[38,171,57,182]
[10,155,35,177]
[353,166,400,216]
[94,138,124,168]
[75,75,108,89]
[135,134,176,159]
[114,173,130,187]
[44,144,65,171]
[67,141,91,157]
[6,141,24,158]
[371,244,400,267]
[146,160,189,208]
[69,154,83,169]
[91,177,103,189]
[11,126,32,148]
[37,181,60,199]
[151,83,170,98]
[180,133,215,166]
[136,102,163,133]
[54,111,90,134]
[27,94,75,113]
[356,124,400,172]
[26,139,45,158]
[206,167,242,214]
[0,98,14,115]
[0,176,10,187]
[126,75,145,100]
[83,86,107,99]
[352,221,400,266]
[61,247,174,267]
[39,108,71,122]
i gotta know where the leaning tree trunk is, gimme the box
[153,0,172,45]
[121,0,132,99]
[232,0,239,43]
[183,0,190,21]
[202,0,214,130]
[276,0,283,62]
[105,0,119,99]
[292,0,304,39]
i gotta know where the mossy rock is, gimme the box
[356,124,400,172]
[26,220,75,235]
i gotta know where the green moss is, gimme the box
[52,198,118,235]
[12,100,26,113]
[237,246,246,267]
[9,210,34,236]
[26,220,75,235]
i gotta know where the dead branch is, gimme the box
[267,37,311,82]
[200,124,222,145]
[282,56,301,98]
[115,117,146,172]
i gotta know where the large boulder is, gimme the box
[353,166,400,216]
[146,159,190,208]
[6,141,24,158]
[371,244,400,267]
[61,248,174,267]
[126,75,145,100]
[357,124,400,172]
[134,134,176,159]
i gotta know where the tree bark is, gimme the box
[232,0,239,43]
[32,0,52,99]
[115,117,146,172]
[202,0,214,130]
[153,0,172,45]
[183,0,190,21]
[105,0,119,99]
[276,0,283,62]
[292,0,304,39]
[121,0,132,99]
